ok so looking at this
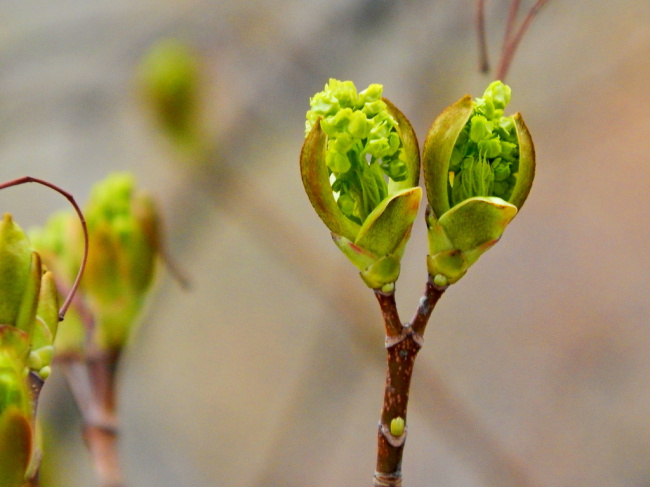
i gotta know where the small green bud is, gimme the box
[433,274,448,288]
[390,416,405,437]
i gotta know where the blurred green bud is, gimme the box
[138,38,200,148]
[422,81,535,285]
[82,173,160,350]
[302,80,421,289]
[32,173,161,352]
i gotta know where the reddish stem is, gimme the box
[497,0,551,80]
[373,278,446,486]
[502,0,522,56]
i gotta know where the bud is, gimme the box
[422,81,535,285]
[138,38,201,150]
[32,173,161,352]
[390,416,405,437]
[301,79,422,289]
[78,173,159,350]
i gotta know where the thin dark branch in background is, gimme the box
[476,0,490,73]
[497,0,551,80]
[502,0,522,57]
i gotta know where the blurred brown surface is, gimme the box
[1,1,650,486]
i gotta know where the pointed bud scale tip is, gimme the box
[0,215,35,327]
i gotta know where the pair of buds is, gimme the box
[301,79,535,290]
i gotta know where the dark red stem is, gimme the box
[497,0,551,80]
[373,278,446,486]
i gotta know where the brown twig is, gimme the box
[496,0,551,80]
[60,350,123,487]
[54,277,125,487]
[373,278,446,486]
[502,0,522,55]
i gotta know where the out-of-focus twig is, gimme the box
[477,0,490,73]
[497,0,552,80]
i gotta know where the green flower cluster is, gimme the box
[306,79,407,225]
[448,81,519,206]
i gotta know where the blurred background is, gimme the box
[2,1,650,486]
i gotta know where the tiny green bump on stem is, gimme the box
[390,417,405,437]
[433,274,448,288]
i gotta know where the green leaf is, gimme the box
[355,187,421,258]
[0,215,32,326]
[438,197,517,252]
[15,252,42,336]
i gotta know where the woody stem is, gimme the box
[373,278,446,486]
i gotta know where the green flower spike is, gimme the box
[301,79,421,291]
[422,81,535,286]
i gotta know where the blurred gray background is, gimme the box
[2,1,650,486]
